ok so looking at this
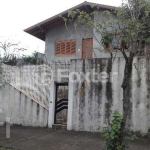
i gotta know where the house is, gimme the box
[12,1,149,134]
[23,1,119,130]
[24,1,118,62]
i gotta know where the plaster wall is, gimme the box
[0,84,48,127]
[68,57,150,135]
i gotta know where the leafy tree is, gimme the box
[65,0,150,149]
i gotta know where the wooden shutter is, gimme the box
[66,41,71,54]
[56,42,61,55]
[61,42,66,54]
[55,39,76,56]
[70,40,76,54]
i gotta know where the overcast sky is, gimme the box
[0,0,122,55]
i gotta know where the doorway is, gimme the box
[55,83,68,125]
[82,38,93,59]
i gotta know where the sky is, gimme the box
[0,0,122,56]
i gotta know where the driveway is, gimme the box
[0,126,149,150]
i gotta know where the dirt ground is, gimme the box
[0,126,150,150]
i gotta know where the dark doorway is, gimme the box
[55,83,68,124]
[82,38,93,59]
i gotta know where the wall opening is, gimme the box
[54,83,68,125]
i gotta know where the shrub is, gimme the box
[102,110,126,150]
[102,110,138,150]
[23,52,37,64]
[23,52,44,65]
[2,54,17,65]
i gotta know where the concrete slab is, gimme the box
[0,126,149,150]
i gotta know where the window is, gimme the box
[55,39,76,56]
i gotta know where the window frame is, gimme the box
[55,39,76,56]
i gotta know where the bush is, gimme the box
[23,52,37,64]
[23,52,44,65]
[102,110,138,150]
[2,54,17,65]
[102,110,126,150]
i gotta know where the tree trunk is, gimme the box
[119,56,134,146]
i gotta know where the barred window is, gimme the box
[55,39,76,56]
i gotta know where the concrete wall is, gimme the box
[36,52,46,62]
[45,10,129,62]
[68,57,150,135]
[1,57,150,135]
[45,23,93,62]
[1,63,70,128]
[2,64,50,109]
[0,83,48,127]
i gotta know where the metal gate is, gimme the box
[55,83,68,124]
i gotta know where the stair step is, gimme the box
[52,124,67,130]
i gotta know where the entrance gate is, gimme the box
[54,83,68,125]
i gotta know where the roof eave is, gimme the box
[24,1,117,41]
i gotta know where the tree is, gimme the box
[65,0,150,149]
[0,41,26,65]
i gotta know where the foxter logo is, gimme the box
[33,64,53,86]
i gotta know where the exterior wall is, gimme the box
[45,10,129,62]
[48,61,70,128]
[2,64,50,109]
[68,57,150,135]
[0,83,48,127]
[36,52,46,62]
[45,23,93,62]
[1,58,150,135]
[1,63,70,128]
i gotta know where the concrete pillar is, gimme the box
[48,80,56,128]
[67,81,74,130]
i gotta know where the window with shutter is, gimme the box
[55,39,76,56]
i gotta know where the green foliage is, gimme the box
[121,38,129,48]
[23,52,44,65]
[67,9,94,27]
[117,0,150,51]
[2,54,18,65]
[101,32,114,46]
[102,110,138,150]
[66,0,150,56]
[102,110,126,150]
[68,10,79,19]
[23,52,37,64]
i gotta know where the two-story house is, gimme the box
[24,1,119,131]
[24,1,117,62]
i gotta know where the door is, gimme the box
[82,38,93,59]
[55,83,68,125]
